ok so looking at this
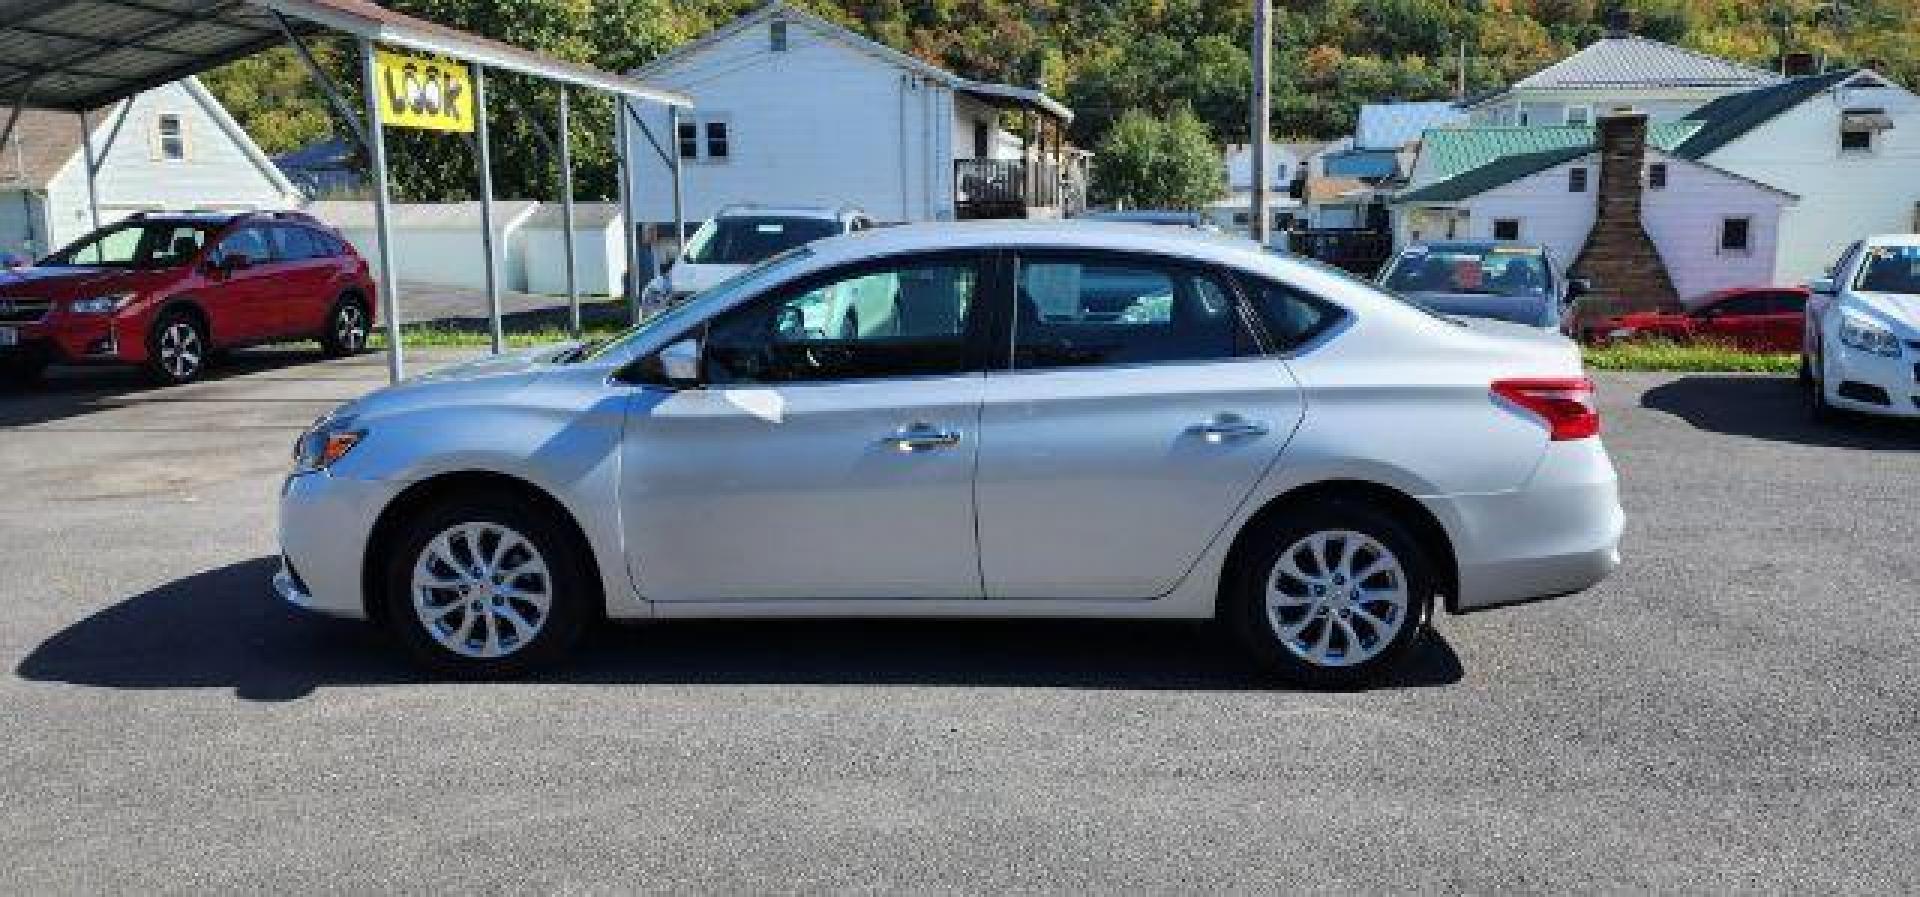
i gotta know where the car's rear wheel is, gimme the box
[319,297,370,357]
[382,494,590,678]
[144,310,207,385]
[1225,503,1435,688]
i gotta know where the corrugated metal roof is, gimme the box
[1355,101,1466,150]
[1321,148,1400,180]
[0,0,689,112]
[1512,36,1780,91]
[1415,121,1701,184]
[1672,69,1856,159]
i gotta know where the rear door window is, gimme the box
[1011,254,1261,369]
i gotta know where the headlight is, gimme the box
[293,414,365,472]
[1607,327,1637,339]
[1838,313,1903,357]
[68,293,133,314]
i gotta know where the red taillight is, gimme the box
[1492,377,1600,441]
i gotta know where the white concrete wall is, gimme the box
[521,224,623,296]
[325,222,530,292]
[1704,74,1920,283]
[0,189,48,260]
[625,18,953,225]
[43,79,295,250]
[1641,152,1794,302]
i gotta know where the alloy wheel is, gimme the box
[411,522,553,659]
[1264,529,1409,668]
[157,321,202,380]
[335,304,368,351]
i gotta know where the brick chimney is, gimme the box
[1569,110,1680,320]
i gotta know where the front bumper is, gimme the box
[1426,439,1624,612]
[0,316,132,364]
[1824,343,1920,417]
[277,470,396,619]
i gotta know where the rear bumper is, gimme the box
[1425,439,1624,612]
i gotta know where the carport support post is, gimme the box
[616,102,640,322]
[668,104,685,267]
[77,110,101,231]
[359,38,404,384]
[556,86,580,337]
[473,66,504,355]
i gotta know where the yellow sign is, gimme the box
[374,49,474,133]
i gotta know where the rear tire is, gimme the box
[143,310,208,385]
[381,493,592,679]
[1223,502,1436,688]
[319,298,370,358]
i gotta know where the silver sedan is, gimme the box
[278,223,1623,686]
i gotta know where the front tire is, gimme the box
[1805,343,1844,424]
[381,494,591,678]
[1224,503,1436,688]
[144,310,207,385]
[319,298,370,357]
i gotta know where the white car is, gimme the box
[278,223,1623,687]
[1804,234,1920,419]
[641,205,872,309]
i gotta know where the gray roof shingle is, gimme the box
[1512,36,1779,91]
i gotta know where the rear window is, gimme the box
[1382,246,1550,298]
[683,216,840,265]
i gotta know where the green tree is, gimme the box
[1092,106,1224,210]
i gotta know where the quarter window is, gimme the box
[1012,255,1259,369]
[703,259,980,383]
[213,226,274,265]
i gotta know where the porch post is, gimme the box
[359,38,404,383]
[615,99,641,322]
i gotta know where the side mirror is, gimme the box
[624,337,702,388]
[1808,277,1837,296]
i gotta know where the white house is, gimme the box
[0,77,298,260]
[621,1,1082,230]
[1204,141,1319,235]
[1398,58,1920,309]
[1462,25,1779,127]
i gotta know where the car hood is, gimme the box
[1850,292,1920,332]
[1406,291,1553,328]
[339,345,574,420]
[663,262,747,295]
[0,265,170,298]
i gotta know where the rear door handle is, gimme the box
[1188,414,1269,442]
[882,423,962,452]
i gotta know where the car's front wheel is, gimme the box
[144,310,207,385]
[1225,503,1435,688]
[382,494,592,678]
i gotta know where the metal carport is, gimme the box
[0,0,692,381]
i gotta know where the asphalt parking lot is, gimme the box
[3,351,1918,892]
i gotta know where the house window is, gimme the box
[1840,127,1873,152]
[770,19,788,51]
[156,113,185,160]
[1840,109,1889,154]
[1493,218,1521,241]
[676,121,699,159]
[705,121,729,159]
[1648,163,1668,189]
[1568,167,1588,193]
[1564,105,1592,126]
[1719,216,1752,255]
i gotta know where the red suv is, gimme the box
[0,210,378,385]
[1583,286,1808,353]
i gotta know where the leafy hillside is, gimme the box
[205,0,1919,201]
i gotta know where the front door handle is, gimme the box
[1188,414,1270,442]
[882,423,962,452]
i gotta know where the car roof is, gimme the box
[1078,210,1203,224]
[1403,240,1544,253]
[788,221,1324,284]
[1863,233,1920,248]
[713,204,865,221]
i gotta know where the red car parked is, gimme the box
[1585,286,1808,353]
[0,210,377,385]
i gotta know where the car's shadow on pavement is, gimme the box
[0,347,371,430]
[1641,375,1920,449]
[16,558,1465,701]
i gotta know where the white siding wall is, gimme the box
[1704,77,1920,282]
[1446,155,1600,268]
[42,80,293,249]
[1222,143,1302,191]
[1473,89,1728,126]
[950,95,1023,160]
[1641,153,1794,302]
[521,224,623,296]
[626,20,952,225]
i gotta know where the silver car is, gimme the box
[279,223,1622,686]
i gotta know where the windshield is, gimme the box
[583,248,816,362]
[41,221,214,269]
[1382,246,1550,298]
[1856,245,1920,295]
[682,216,840,266]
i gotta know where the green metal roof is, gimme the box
[1672,69,1857,159]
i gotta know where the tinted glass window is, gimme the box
[1383,246,1549,297]
[683,216,839,265]
[214,226,275,264]
[1713,296,1770,316]
[42,222,209,269]
[1013,256,1257,369]
[1856,245,1920,295]
[1766,291,1806,312]
[1240,277,1343,349]
[704,259,979,383]
[271,226,324,261]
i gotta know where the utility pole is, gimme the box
[1457,40,1468,99]
[1250,0,1272,246]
